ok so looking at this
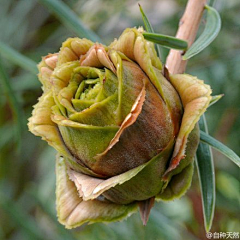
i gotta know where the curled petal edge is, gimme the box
[56,155,137,229]
[94,78,147,160]
[163,74,212,180]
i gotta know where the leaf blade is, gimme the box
[208,94,223,107]
[143,32,188,50]
[138,4,161,58]
[182,5,221,60]
[196,116,215,232]
[200,131,240,167]
[0,41,37,74]
[38,0,102,42]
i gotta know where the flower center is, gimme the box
[75,78,101,101]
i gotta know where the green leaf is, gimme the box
[143,32,188,50]
[182,5,221,60]
[38,0,102,42]
[200,131,240,167]
[208,94,223,107]
[196,115,215,232]
[0,41,37,74]
[138,4,161,58]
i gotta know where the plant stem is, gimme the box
[166,0,207,74]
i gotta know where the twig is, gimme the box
[166,0,207,74]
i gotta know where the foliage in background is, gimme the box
[0,0,239,239]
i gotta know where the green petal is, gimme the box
[157,162,194,201]
[69,93,119,126]
[162,125,199,183]
[57,38,94,66]
[28,91,70,157]
[68,139,174,204]
[51,113,119,172]
[164,74,212,176]
[56,155,137,229]
[51,61,80,96]
[68,67,120,126]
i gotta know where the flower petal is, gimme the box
[162,125,199,183]
[110,28,165,99]
[51,61,80,96]
[157,162,194,201]
[56,155,137,229]
[68,139,174,204]
[163,74,212,177]
[51,111,119,172]
[28,91,70,157]
[38,53,58,92]
[80,44,116,73]
[92,55,175,176]
[57,38,94,66]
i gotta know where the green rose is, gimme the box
[28,28,211,228]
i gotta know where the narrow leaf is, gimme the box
[138,4,161,58]
[208,94,223,107]
[182,5,221,60]
[0,41,37,74]
[196,115,215,232]
[38,0,102,42]
[143,32,188,50]
[200,131,240,167]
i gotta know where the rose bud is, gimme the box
[28,28,211,228]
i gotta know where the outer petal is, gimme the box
[157,162,194,201]
[163,74,212,177]
[80,44,116,74]
[160,125,199,197]
[56,155,137,229]
[28,91,70,157]
[38,53,58,92]
[68,139,174,204]
[109,28,165,99]
[57,38,94,66]
[51,111,119,172]
[110,29,183,136]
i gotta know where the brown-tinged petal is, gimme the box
[109,28,165,99]
[67,139,174,204]
[91,57,175,176]
[163,74,211,178]
[94,78,146,159]
[162,125,199,184]
[38,53,58,92]
[56,155,137,229]
[80,44,116,73]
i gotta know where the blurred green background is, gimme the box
[0,0,239,239]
